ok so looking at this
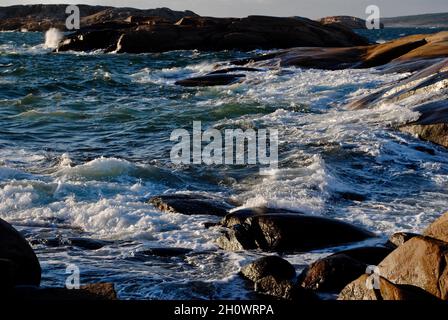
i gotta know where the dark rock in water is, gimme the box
[56,29,123,52]
[203,222,219,229]
[334,191,367,202]
[240,256,296,283]
[298,246,392,292]
[221,207,304,228]
[67,238,111,250]
[31,235,111,250]
[139,247,192,257]
[298,253,367,292]
[338,274,439,300]
[255,275,319,301]
[413,145,436,155]
[0,218,41,287]
[149,193,233,216]
[11,283,117,300]
[57,15,369,53]
[175,74,246,87]
[217,213,375,252]
[386,232,420,248]
[208,67,261,74]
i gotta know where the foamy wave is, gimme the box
[44,28,63,49]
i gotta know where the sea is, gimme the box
[0,27,447,299]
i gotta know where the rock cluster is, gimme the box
[338,212,448,300]
[54,15,369,53]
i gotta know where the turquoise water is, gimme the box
[1,31,448,299]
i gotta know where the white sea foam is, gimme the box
[44,28,63,49]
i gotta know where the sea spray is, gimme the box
[44,28,63,49]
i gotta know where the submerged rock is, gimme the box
[175,74,246,87]
[138,247,193,257]
[217,213,375,252]
[0,218,41,287]
[149,193,234,216]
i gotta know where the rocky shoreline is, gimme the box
[3,193,448,301]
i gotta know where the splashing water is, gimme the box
[44,28,63,49]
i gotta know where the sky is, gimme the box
[3,1,448,19]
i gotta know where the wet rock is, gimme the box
[335,191,367,202]
[221,207,304,228]
[203,222,219,229]
[335,246,394,265]
[149,193,234,216]
[413,145,436,155]
[139,247,193,257]
[338,274,438,300]
[386,232,419,248]
[57,15,369,53]
[298,246,392,292]
[208,67,261,74]
[240,31,448,71]
[378,236,448,300]
[423,211,448,242]
[217,214,375,252]
[67,238,111,250]
[255,275,319,301]
[240,256,296,283]
[12,283,117,300]
[31,236,111,250]
[175,74,246,87]
[0,218,41,286]
[299,254,366,292]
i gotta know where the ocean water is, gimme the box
[1,30,448,299]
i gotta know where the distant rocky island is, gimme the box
[319,13,448,30]
[0,4,197,31]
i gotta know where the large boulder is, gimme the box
[56,15,369,53]
[0,218,41,287]
[255,275,319,301]
[217,213,375,252]
[423,211,448,242]
[240,256,296,282]
[298,246,392,292]
[338,274,438,300]
[377,236,448,300]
